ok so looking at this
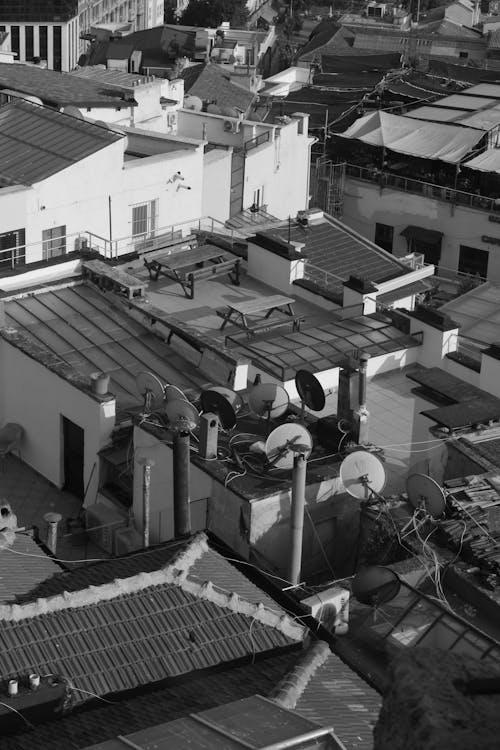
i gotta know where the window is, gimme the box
[131,199,158,238]
[459,51,469,59]
[10,25,19,56]
[459,245,489,279]
[42,225,66,259]
[0,228,25,268]
[375,222,394,252]
[53,25,62,70]
[39,26,48,60]
[25,25,34,61]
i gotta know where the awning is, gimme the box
[378,278,433,305]
[463,147,500,173]
[400,226,443,244]
[338,110,485,163]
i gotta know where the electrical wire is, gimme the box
[0,700,33,728]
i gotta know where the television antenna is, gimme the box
[248,382,289,434]
[406,473,446,519]
[135,371,165,413]
[352,566,401,607]
[200,389,237,430]
[265,423,313,470]
[295,370,325,419]
[340,450,386,503]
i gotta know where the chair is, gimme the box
[0,423,24,464]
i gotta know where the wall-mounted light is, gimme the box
[176,183,191,191]
[167,171,184,184]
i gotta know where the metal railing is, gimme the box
[244,130,270,153]
[301,261,345,296]
[345,164,500,213]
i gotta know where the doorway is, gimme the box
[62,417,84,499]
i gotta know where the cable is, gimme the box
[5,544,109,564]
[305,506,336,579]
[0,700,33,728]
[453,499,500,548]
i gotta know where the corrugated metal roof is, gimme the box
[0,534,304,706]
[0,99,123,186]
[0,533,61,605]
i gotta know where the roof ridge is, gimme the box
[269,640,331,708]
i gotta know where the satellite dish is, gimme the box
[340,450,386,501]
[136,371,165,412]
[61,105,84,120]
[207,386,244,414]
[165,398,199,432]
[352,566,401,606]
[406,474,446,519]
[200,389,237,430]
[295,370,326,416]
[249,383,289,420]
[265,423,312,470]
[164,384,189,403]
[183,95,203,111]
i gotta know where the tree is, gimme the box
[181,0,249,28]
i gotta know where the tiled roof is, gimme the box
[0,651,302,750]
[0,533,304,707]
[181,63,255,113]
[296,23,343,59]
[271,641,381,750]
[0,99,123,186]
[0,533,61,605]
[0,63,130,107]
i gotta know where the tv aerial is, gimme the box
[207,385,244,414]
[249,382,289,434]
[295,370,325,419]
[406,474,446,519]
[200,389,237,430]
[164,383,189,403]
[165,398,199,433]
[352,566,401,607]
[135,371,165,413]
[265,423,313,470]
[340,450,386,503]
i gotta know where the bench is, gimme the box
[82,259,147,300]
[144,245,241,299]
[134,233,197,256]
[221,314,304,345]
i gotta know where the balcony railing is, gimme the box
[346,164,500,214]
[244,131,270,153]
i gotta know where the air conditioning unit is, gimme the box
[301,586,350,634]
[85,503,126,554]
[223,119,238,132]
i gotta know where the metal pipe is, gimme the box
[262,726,338,750]
[138,456,154,549]
[44,512,62,554]
[358,353,370,409]
[288,453,307,586]
[173,431,191,538]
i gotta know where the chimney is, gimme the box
[173,431,191,538]
[90,371,110,395]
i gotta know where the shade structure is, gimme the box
[463,147,500,173]
[338,110,485,163]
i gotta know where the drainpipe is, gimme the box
[288,452,307,586]
[173,430,191,538]
[44,512,62,555]
[138,456,154,548]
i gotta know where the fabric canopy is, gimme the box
[463,148,500,173]
[338,110,485,163]
[400,226,443,244]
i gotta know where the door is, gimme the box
[63,417,84,499]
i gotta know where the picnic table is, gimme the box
[143,244,240,299]
[218,294,301,335]
[82,260,146,300]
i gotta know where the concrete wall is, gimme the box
[202,149,232,223]
[247,242,305,291]
[342,178,500,282]
[0,338,115,500]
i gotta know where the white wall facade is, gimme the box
[202,149,232,224]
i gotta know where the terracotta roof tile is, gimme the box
[0,534,61,605]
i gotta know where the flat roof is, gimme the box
[440,282,500,344]
[4,283,208,416]
[0,99,123,186]
[433,94,498,111]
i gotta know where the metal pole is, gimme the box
[288,453,307,586]
[108,195,113,244]
[173,431,191,538]
[44,512,62,554]
[358,353,370,410]
[138,456,154,548]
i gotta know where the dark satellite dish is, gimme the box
[265,423,313,470]
[165,398,199,432]
[352,566,401,606]
[295,370,325,418]
[406,474,446,519]
[340,450,386,502]
[164,384,189,403]
[200,389,237,430]
[207,385,244,414]
[135,371,165,412]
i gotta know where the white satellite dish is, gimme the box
[340,450,386,501]
[265,423,312,470]
[164,384,189,403]
[406,474,446,519]
[135,371,165,412]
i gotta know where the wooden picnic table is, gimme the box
[143,244,240,299]
[218,294,300,334]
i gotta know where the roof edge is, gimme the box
[269,639,331,709]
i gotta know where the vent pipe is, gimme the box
[355,353,370,445]
[90,371,110,395]
[173,431,191,538]
[138,456,154,548]
[44,512,62,554]
[288,452,307,586]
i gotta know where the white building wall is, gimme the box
[202,150,232,223]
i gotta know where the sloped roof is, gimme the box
[340,109,484,162]
[464,146,500,172]
[0,533,61,605]
[296,22,343,59]
[181,63,255,113]
[0,99,123,186]
[0,533,305,707]
[271,641,381,750]
[440,281,500,343]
